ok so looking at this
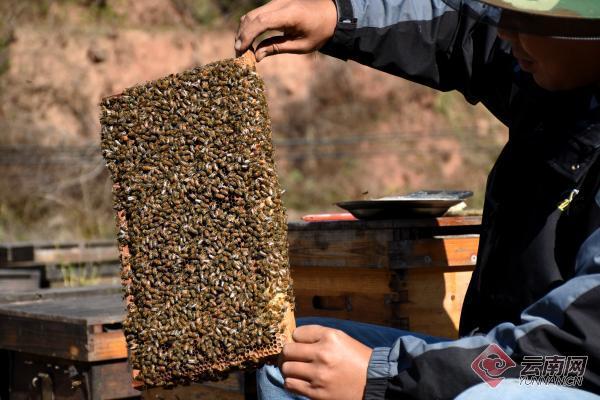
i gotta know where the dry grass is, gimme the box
[0,1,507,241]
[272,64,506,214]
[0,155,115,241]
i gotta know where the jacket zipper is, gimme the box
[558,189,580,212]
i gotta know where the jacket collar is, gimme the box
[546,93,600,182]
[511,69,600,183]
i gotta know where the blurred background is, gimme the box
[0,3,500,397]
[0,0,507,244]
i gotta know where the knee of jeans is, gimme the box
[454,379,586,400]
[297,316,340,327]
[455,380,520,400]
[257,364,285,387]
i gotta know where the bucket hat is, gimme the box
[480,0,600,20]
[445,0,600,37]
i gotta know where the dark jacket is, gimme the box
[321,0,600,398]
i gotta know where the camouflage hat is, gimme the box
[476,0,600,36]
[479,0,600,19]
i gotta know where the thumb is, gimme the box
[292,325,327,344]
[255,35,310,61]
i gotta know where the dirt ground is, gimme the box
[0,0,507,240]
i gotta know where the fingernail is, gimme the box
[234,39,241,51]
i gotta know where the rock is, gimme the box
[87,44,108,63]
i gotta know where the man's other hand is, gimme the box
[235,0,338,61]
[279,325,373,400]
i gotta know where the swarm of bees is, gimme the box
[100,53,294,387]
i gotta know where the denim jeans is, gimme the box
[257,317,600,400]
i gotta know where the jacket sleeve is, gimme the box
[365,227,600,399]
[320,0,515,124]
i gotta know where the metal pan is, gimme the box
[336,190,473,219]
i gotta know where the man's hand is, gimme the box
[235,0,338,61]
[279,325,373,400]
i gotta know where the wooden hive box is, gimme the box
[287,216,481,338]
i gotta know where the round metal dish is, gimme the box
[336,191,472,219]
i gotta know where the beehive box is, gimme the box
[100,52,294,388]
[287,217,480,339]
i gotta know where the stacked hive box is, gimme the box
[100,53,294,387]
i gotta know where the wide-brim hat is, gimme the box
[480,0,600,19]
[463,0,600,37]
